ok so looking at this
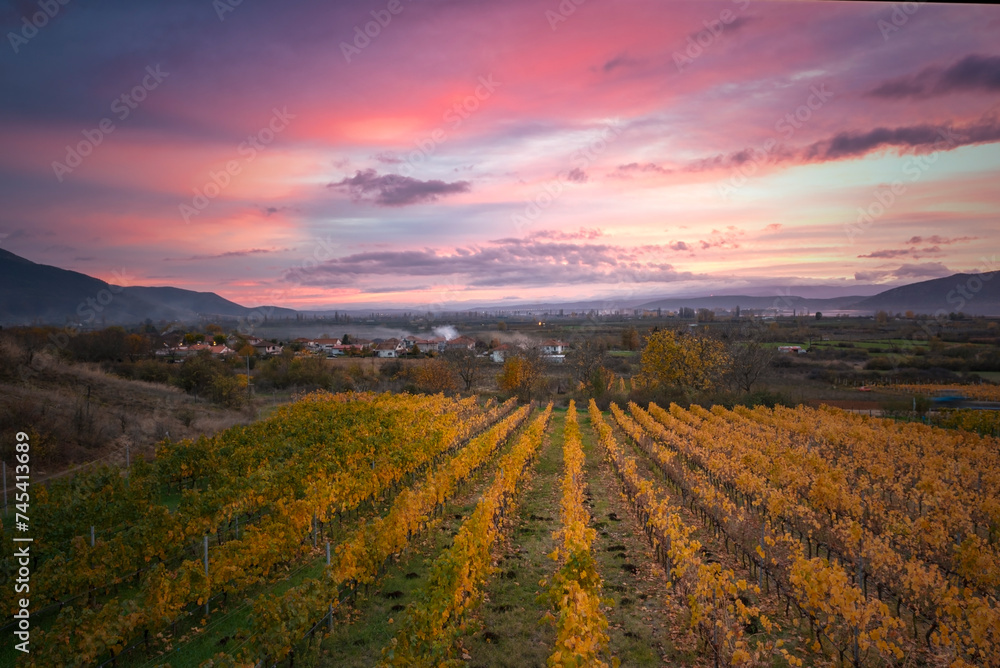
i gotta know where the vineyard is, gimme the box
[4,391,1000,667]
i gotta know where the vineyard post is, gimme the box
[326,540,333,631]
[90,525,95,547]
[204,534,210,616]
[2,461,6,515]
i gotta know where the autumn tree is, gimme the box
[497,352,543,402]
[125,333,151,362]
[621,327,640,351]
[412,358,458,394]
[211,373,248,408]
[638,329,729,397]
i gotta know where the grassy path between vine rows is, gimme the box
[578,410,694,666]
[463,407,693,667]
[135,406,524,667]
[459,407,565,667]
[302,408,544,667]
[610,407,810,665]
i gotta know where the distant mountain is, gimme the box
[721,284,885,299]
[0,249,295,325]
[3,248,998,324]
[852,271,1000,315]
[636,294,865,313]
[633,272,1000,316]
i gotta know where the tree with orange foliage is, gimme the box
[638,329,728,397]
[497,352,543,402]
[412,358,458,394]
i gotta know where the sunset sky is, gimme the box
[1,0,998,309]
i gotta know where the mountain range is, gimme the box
[1,248,998,325]
[0,249,296,326]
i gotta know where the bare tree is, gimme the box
[567,337,606,385]
[444,347,484,392]
[723,321,774,393]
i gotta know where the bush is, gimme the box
[864,356,895,371]
[133,359,171,384]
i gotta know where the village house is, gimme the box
[445,335,477,351]
[374,341,401,358]
[309,338,342,353]
[251,340,284,356]
[413,337,445,353]
[540,339,566,355]
[156,343,236,358]
[488,343,511,363]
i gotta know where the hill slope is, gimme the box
[0,249,295,325]
[853,271,1000,315]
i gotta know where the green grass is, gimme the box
[460,410,564,667]
[577,413,690,665]
[112,417,524,667]
[316,490,488,667]
[306,409,548,667]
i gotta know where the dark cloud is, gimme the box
[285,237,697,289]
[688,114,1000,174]
[602,54,641,73]
[686,144,794,172]
[859,249,913,259]
[669,241,690,251]
[612,162,672,178]
[858,245,943,259]
[566,168,588,183]
[364,285,429,294]
[855,262,952,282]
[905,235,976,245]
[802,115,1000,161]
[165,248,283,261]
[685,15,754,42]
[373,152,403,164]
[868,54,1000,99]
[329,169,471,207]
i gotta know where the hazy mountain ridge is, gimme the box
[0,249,295,325]
[2,249,998,324]
[852,271,1000,315]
